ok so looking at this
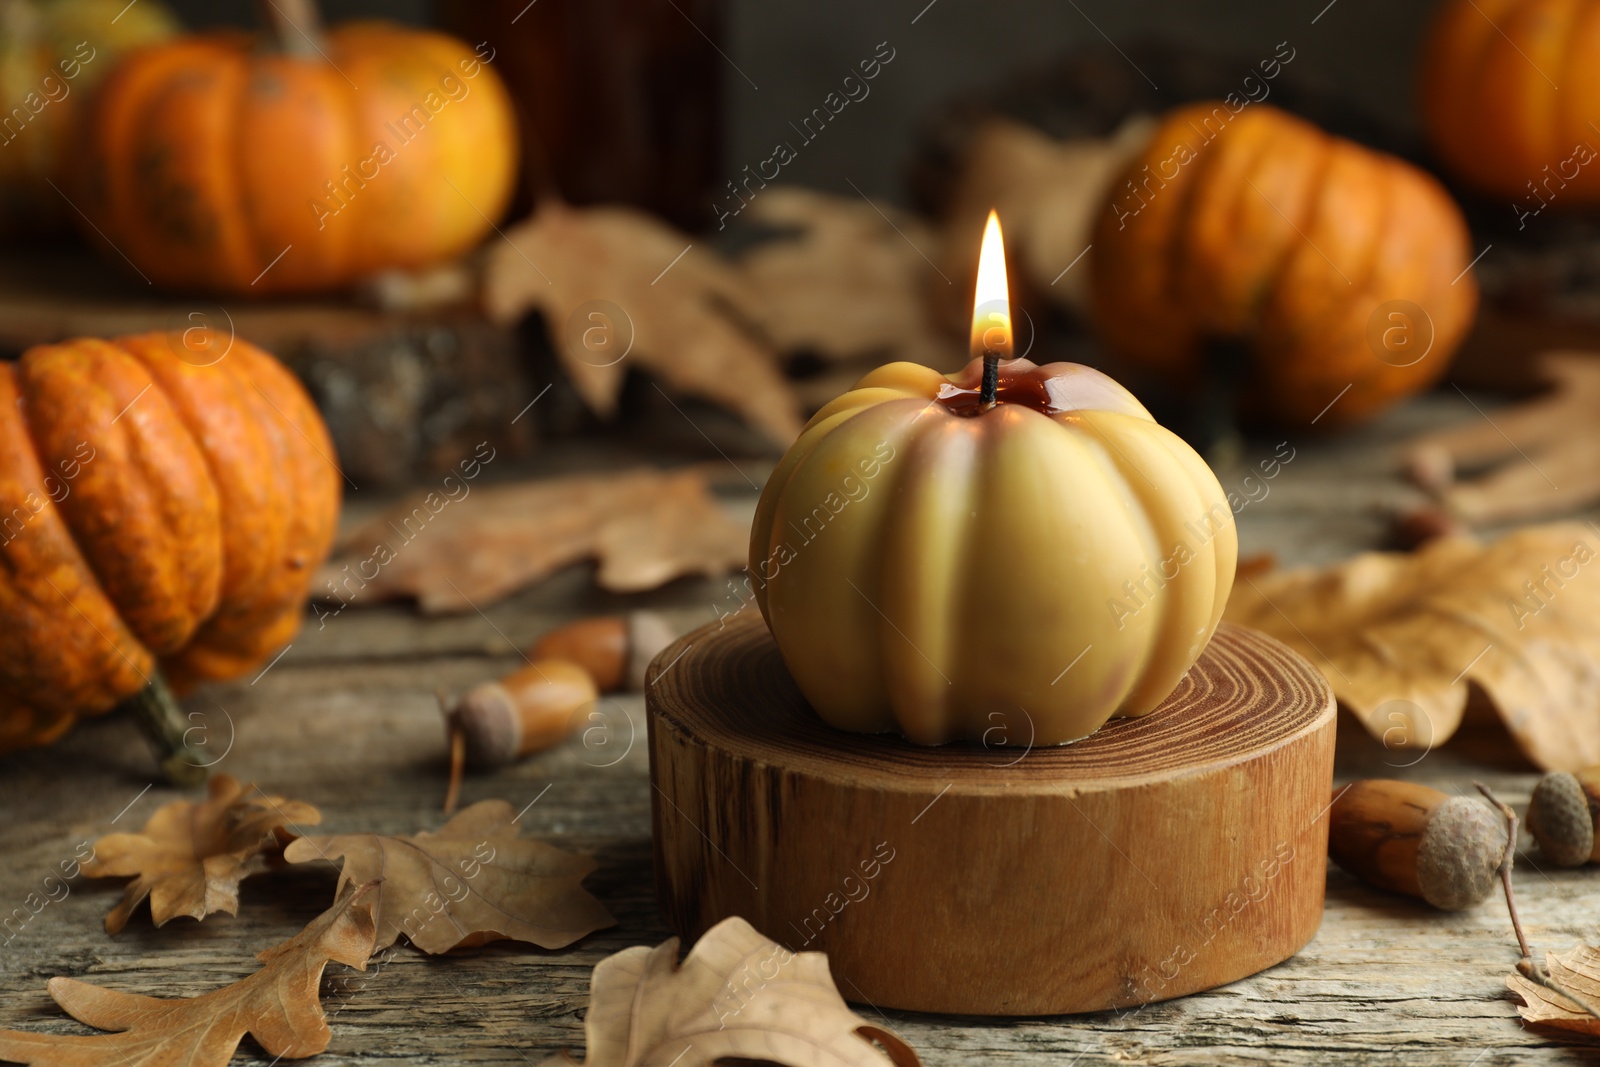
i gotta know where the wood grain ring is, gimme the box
[647,611,1336,1015]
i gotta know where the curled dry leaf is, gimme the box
[1224,522,1600,771]
[738,186,958,369]
[283,799,614,954]
[1509,944,1600,1035]
[482,201,803,445]
[0,884,377,1067]
[542,916,920,1067]
[81,773,321,934]
[315,467,748,614]
[1406,352,1600,526]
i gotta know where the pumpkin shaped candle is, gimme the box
[751,213,1237,745]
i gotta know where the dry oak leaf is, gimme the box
[483,201,803,446]
[283,798,614,954]
[1509,944,1600,1035]
[938,116,1153,316]
[1406,352,1600,526]
[542,916,920,1067]
[0,884,377,1067]
[1224,522,1600,772]
[737,186,958,368]
[81,773,321,934]
[314,467,748,614]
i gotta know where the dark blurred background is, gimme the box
[7,0,1551,489]
[164,0,1432,201]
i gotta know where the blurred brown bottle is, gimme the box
[442,0,723,231]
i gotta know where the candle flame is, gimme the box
[970,209,1013,363]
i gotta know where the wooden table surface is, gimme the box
[1,390,1595,1066]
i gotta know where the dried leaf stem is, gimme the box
[1477,780,1600,1024]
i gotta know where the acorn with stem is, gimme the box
[1326,779,1506,911]
[440,659,598,813]
[440,611,677,811]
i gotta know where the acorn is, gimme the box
[442,658,598,812]
[1526,770,1600,867]
[529,611,678,693]
[1327,779,1506,911]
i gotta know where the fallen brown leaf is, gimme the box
[1235,551,1277,582]
[1509,945,1600,1035]
[1224,522,1600,771]
[482,201,802,445]
[81,774,321,934]
[1406,351,1600,526]
[542,916,920,1067]
[283,799,614,953]
[315,467,747,614]
[0,884,377,1067]
[738,186,958,369]
[938,116,1152,317]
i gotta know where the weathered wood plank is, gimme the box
[3,390,1599,1064]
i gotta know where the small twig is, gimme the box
[440,690,464,815]
[1477,781,1600,1024]
[1475,782,1529,960]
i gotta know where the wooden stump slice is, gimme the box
[647,611,1336,1016]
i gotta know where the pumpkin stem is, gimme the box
[125,675,209,787]
[257,0,327,58]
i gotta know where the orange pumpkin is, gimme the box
[1089,102,1478,427]
[1420,0,1600,203]
[0,0,179,236]
[74,1,518,294]
[0,329,340,777]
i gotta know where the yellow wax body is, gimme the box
[750,357,1238,746]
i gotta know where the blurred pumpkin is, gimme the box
[0,0,178,236]
[0,330,340,779]
[1420,0,1600,202]
[74,0,518,294]
[1089,102,1478,427]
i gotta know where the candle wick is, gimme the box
[979,353,1000,410]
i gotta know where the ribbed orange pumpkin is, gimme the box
[0,0,179,236]
[1420,0,1600,202]
[0,330,339,775]
[74,2,517,294]
[1089,102,1478,427]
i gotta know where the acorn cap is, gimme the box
[1416,796,1506,911]
[626,611,678,691]
[1527,771,1595,867]
[451,681,521,768]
